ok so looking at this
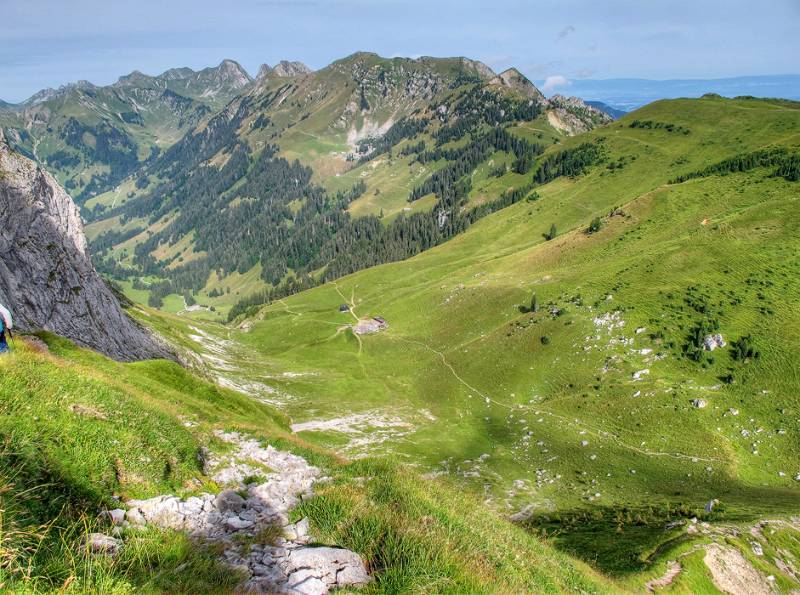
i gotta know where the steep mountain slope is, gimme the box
[0,130,168,361]
[0,60,251,201]
[0,329,612,592]
[185,96,800,583]
[83,52,610,319]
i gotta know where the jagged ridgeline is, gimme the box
[76,53,609,318]
[0,60,253,201]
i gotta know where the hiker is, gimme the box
[0,303,13,354]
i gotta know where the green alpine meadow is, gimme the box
[1,2,799,592]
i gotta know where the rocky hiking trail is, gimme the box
[104,430,370,594]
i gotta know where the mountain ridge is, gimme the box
[80,51,610,319]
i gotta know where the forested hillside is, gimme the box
[77,53,609,318]
[0,60,253,201]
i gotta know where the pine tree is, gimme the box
[531,292,539,313]
[546,223,557,241]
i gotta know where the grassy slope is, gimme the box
[219,97,800,578]
[0,334,611,593]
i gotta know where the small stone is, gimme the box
[751,541,763,556]
[225,515,254,531]
[85,533,121,556]
[125,508,145,526]
[295,517,310,538]
[284,547,370,588]
[104,508,126,525]
[215,489,245,513]
[283,523,299,540]
[691,399,708,409]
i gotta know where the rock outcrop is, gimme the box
[123,431,371,594]
[489,68,546,102]
[546,94,613,133]
[0,130,169,361]
[256,61,313,82]
[273,60,312,78]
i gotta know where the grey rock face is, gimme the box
[273,60,312,78]
[489,68,545,102]
[0,131,169,361]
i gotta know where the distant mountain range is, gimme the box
[544,74,800,112]
[0,59,300,201]
[1,51,605,318]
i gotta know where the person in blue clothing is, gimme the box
[0,303,12,354]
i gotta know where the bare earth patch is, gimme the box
[646,560,682,592]
[291,411,414,457]
[703,543,771,595]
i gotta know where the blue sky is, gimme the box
[1,0,798,103]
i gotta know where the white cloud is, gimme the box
[542,75,570,94]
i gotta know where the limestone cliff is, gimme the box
[0,130,169,361]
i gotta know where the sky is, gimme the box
[1,0,798,103]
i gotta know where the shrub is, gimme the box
[731,335,759,361]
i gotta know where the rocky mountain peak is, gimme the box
[273,60,312,77]
[157,67,196,81]
[212,59,253,87]
[23,87,61,106]
[256,61,312,82]
[0,133,170,361]
[489,68,545,101]
[256,63,273,81]
[114,70,153,87]
[460,58,496,80]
